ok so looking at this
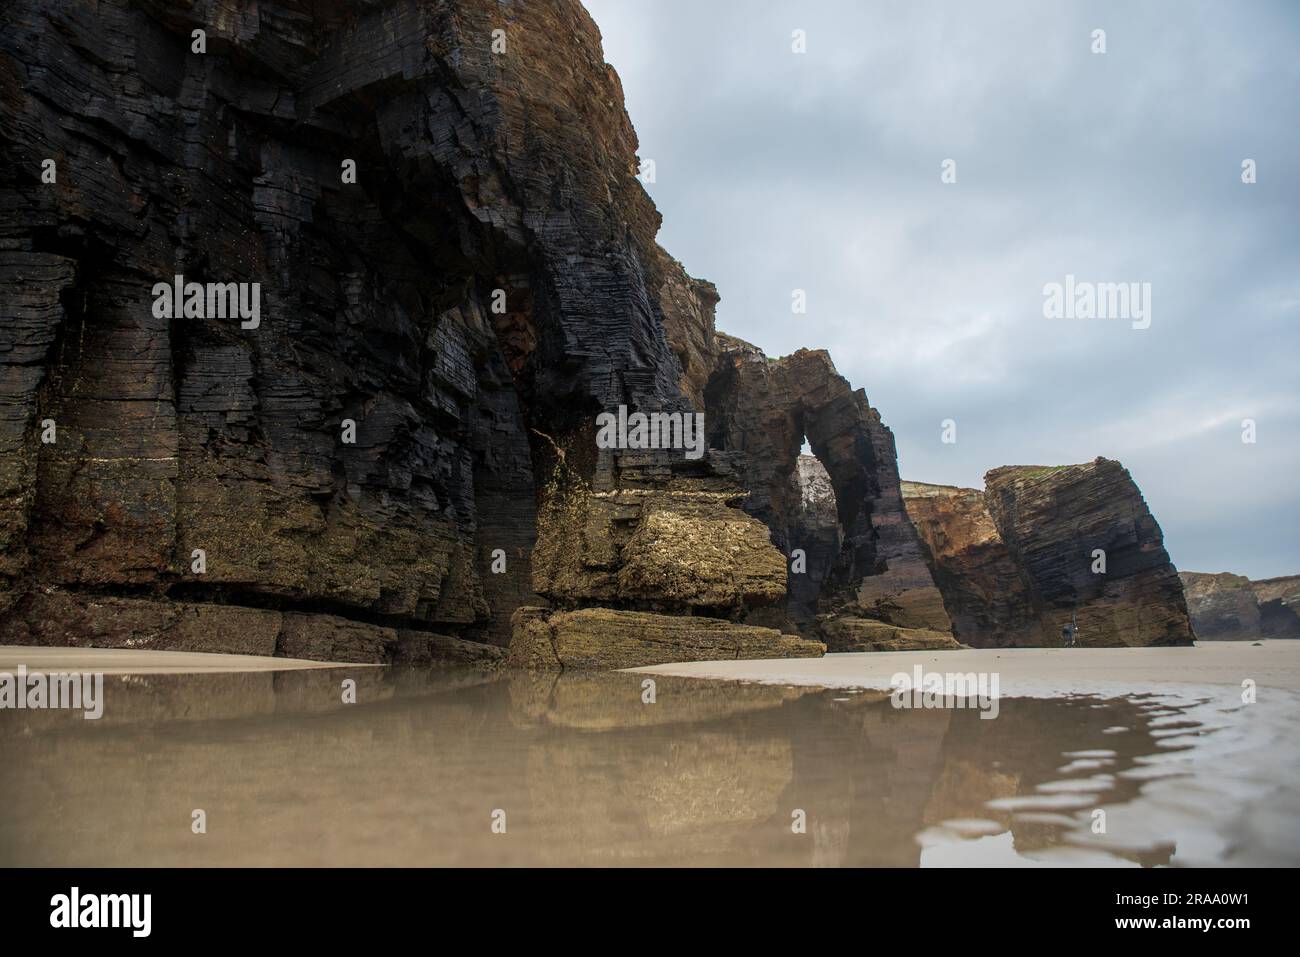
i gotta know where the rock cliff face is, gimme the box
[1,0,939,667]
[1181,572,1300,640]
[703,342,952,650]
[902,481,1041,647]
[903,460,1193,647]
[1178,572,1262,640]
[1253,576,1300,639]
[0,0,1199,666]
[786,455,840,626]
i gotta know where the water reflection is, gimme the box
[0,665,1247,866]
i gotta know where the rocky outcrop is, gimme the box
[814,616,961,652]
[703,341,951,650]
[903,460,1193,647]
[0,0,1194,667]
[530,449,786,616]
[1254,576,1300,639]
[0,0,849,668]
[1179,572,1263,640]
[786,455,840,625]
[902,481,1041,647]
[0,0,959,668]
[1180,572,1300,640]
[507,606,823,670]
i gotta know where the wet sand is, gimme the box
[0,664,1255,866]
[4,642,1295,693]
[0,646,366,675]
[3,642,1299,866]
[630,641,1300,697]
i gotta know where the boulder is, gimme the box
[816,615,964,653]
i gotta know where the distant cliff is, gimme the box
[1181,572,1300,640]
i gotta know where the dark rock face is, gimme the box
[0,0,917,667]
[1180,572,1300,640]
[702,338,951,648]
[3,0,597,658]
[786,455,840,626]
[1179,572,1263,640]
[904,460,1194,647]
[1253,577,1300,639]
[0,0,1195,666]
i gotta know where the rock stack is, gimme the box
[903,460,1194,647]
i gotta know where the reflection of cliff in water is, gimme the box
[0,666,1179,866]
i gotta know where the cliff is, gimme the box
[1253,576,1300,638]
[903,460,1194,647]
[704,344,953,651]
[0,0,941,667]
[901,481,1041,647]
[1181,572,1300,640]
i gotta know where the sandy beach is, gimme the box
[0,646,367,675]
[630,640,1300,697]
[4,642,1297,692]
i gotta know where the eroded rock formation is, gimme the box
[1181,572,1300,640]
[0,0,1191,666]
[903,481,1041,647]
[0,0,913,667]
[1178,572,1262,640]
[903,460,1193,647]
[1253,576,1300,639]
[507,606,822,671]
[703,342,952,650]
[786,455,840,626]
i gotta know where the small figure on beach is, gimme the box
[1062,613,1079,648]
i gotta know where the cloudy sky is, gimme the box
[583,0,1299,580]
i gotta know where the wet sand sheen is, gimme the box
[2,642,1298,866]
[0,646,371,675]
[630,641,1300,695]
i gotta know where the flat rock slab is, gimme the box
[508,606,825,670]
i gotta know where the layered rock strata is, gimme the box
[703,342,952,650]
[507,606,823,671]
[0,0,1190,666]
[786,455,840,625]
[1180,572,1300,640]
[0,0,859,667]
[1253,576,1300,639]
[902,481,1041,647]
[1178,572,1263,640]
[903,460,1193,647]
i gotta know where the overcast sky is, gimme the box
[583,0,1299,580]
